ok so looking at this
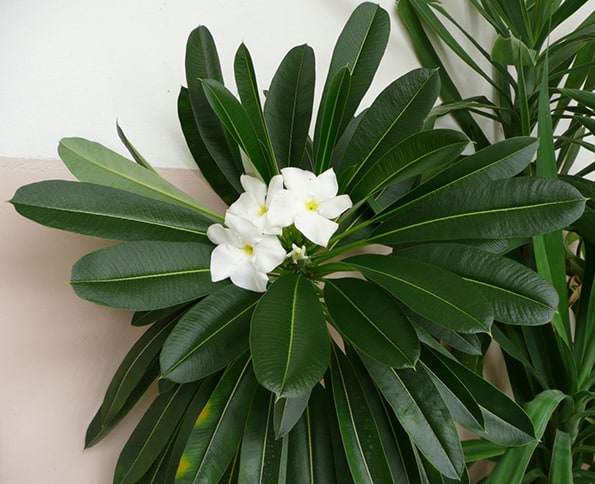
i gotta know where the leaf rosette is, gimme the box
[9,2,587,482]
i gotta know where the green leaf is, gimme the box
[116,121,157,173]
[177,87,239,204]
[322,2,390,131]
[238,387,282,484]
[313,67,352,174]
[491,35,536,66]
[175,355,257,483]
[362,354,465,480]
[11,180,211,242]
[202,79,276,181]
[114,383,199,484]
[131,302,191,327]
[379,137,538,219]
[86,315,178,447]
[160,285,261,383]
[70,241,222,310]
[347,129,469,203]
[486,389,566,482]
[329,347,394,483]
[398,244,558,325]
[462,439,506,464]
[559,88,595,110]
[233,43,276,172]
[550,429,573,483]
[336,69,440,190]
[274,392,310,438]
[348,254,493,333]
[250,274,330,398]
[286,384,336,483]
[184,26,244,195]
[58,137,221,222]
[264,44,315,169]
[373,178,586,246]
[325,278,420,368]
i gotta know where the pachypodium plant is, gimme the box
[9,3,588,482]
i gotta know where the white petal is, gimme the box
[228,193,262,221]
[295,211,339,247]
[240,174,267,203]
[281,167,316,196]
[225,213,263,246]
[314,168,340,201]
[253,236,286,273]
[210,244,245,281]
[230,264,268,292]
[266,189,299,229]
[207,224,235,246]
[318,194,353,219]
[266,174,285,208]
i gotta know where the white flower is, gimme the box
[287,243,308,263]
[227,174,287,234]
[268,167,352,247]
[207,213,286,292]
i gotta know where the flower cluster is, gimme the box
[207,167,352,292]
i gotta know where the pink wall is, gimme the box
[0,159,225,483]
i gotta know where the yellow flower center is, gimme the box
[305,200,319,211]
[258,205,268,216]
[243,245,254,256]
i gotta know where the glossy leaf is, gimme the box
[273,391,310,438]
[373,178,586,246]
[175,356,257,483]
[336,69,440,190]
[264,44,315,169]
[250,274,330,398]
[362,354,465,480]
[313,67,351,174]
[161,285,261,383]
[202,79,275,181]
[86,315,179,447]
[178,87,239,204]
[330,347,395,483]
[58,137,221,221]
[379,136,538,218]
[347,129,469,203]
[399,244,558,325]
[286,384,336,483]
[234,43,275,170]
[114,383,199,484]
[11,180,211,242]
[238,387,282,484]
[549,429,573,483]
[325,278,420,368]
[322,2,390,131]
[70,241,221,310]
[348,254,493,333]
[486,390,566,482]
[131,302,192,327]
[116,121,157,173]
[184,26,244,196]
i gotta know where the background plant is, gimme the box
[8,2,590,482]
[398,0,595,481]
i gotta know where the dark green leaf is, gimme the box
[550,429,573,483]
[325,278,420,368]
[250,274,330,398]
[559,88,595,110]
[491,35,536,66]
[336,69,440,190]
[114,383,199,484]
[264,44,315,169]
[348,254,493,333]
[174,355,257,483]
[373,178,586,246]
[399,244,558,325]
[238,387,282,484]
[161,285,260,383]
[329,347,394,483]
[347,129,469,203]
[11,180,211,242]
[362,354,465,479]
[177,87,239,204]
[274,392,310,438]
[70,241,222,310]
[131,302,192,327]
[322,2,390,131]
[202,79,276,181]
[116,121,157,172]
